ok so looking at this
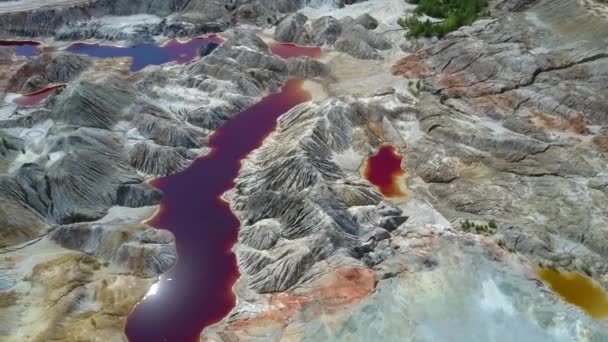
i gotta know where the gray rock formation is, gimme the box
[53,76,135,129]
[50,221,176,277]
[228,97,414,294]
[310,16,342,45]
[0,0,332,39]
[273,12,390,59]
[274,13,311,45]
[355,13,379,30]
[9,52,92,92]
[286,56,333,79]
[0,0,188,37]
[392,0,608,277]
[43,127,142,223]
[128,142,197,176]
[335,36,383,60]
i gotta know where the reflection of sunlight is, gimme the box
[144,282,159,299]
[143,277,173,299]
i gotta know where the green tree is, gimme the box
[401,0,488,38]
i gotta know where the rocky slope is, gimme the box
[205,0,608,340]
[393,0,608,280]
[0,5,331,338]
[1,0,608,341]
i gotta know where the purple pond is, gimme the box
[65,35,224,72]
[0,40,41,57]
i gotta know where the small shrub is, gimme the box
[460,219,497,235]
[120,231,130,242]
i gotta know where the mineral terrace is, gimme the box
[1,0,608,341]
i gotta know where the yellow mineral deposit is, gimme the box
[536,267,608,320]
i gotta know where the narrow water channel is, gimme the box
[125,78,313,341]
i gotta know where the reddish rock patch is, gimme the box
[591,134,608,151]
[315,268,376,312]
[392,50,431,78]
[528,111,590,135]
[216,266,376,338]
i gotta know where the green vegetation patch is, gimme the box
[399,0,489,38]
[460,218,497,235]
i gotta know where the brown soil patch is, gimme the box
[392,50,432,78]
[528,111,590,135]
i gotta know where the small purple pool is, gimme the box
[0,40,41,57]
[65,35,224,72]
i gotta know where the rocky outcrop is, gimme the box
[391,0,608,279]
[0,0,329,39]
[202,92,417,339]
[128,142,198,176]
[8,52,92,92]
[274,12,391,60]
[0,0,190,37]
[50,221,175,277]
[0,216,175,341]
[285,56,333,79]
[54,76,135,129]
[274,13,310,45]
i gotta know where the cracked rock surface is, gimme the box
[392,0,608,280]
[1,0,608,341]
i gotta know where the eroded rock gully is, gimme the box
[1,0,608,341]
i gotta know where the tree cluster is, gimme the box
[400,0,489,38]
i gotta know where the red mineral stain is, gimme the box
[316,268,376,311]
[364,145,406,198]
[269,42,322,59]
[392,49,432,78]
[13,84,65,107]
[218,267,376,336]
